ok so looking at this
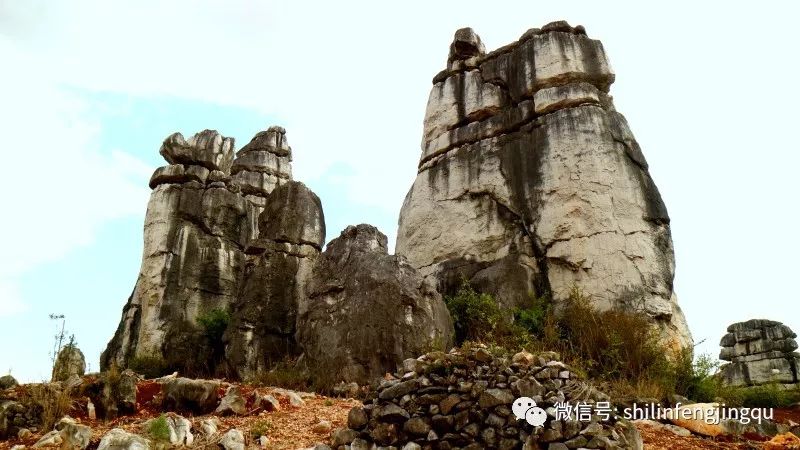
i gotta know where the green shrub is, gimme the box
[196,308,231,375]
[197,308,230,343]
[513,293,551,336]
[146,415,171,442]
[250,419,272,439]
[672,352,722,403]
[738,383,800,408]
[128,354,170,379]
[445,281,504,343]
[445,281,555,352]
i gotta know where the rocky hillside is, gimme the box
[2,347,799,450]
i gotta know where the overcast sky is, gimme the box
[1,1,798,382]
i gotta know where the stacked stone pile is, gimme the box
[334,346,642,450]
[719,319,800,387]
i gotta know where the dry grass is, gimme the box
[24,383,74,430]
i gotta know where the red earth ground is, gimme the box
[1,380,798,449]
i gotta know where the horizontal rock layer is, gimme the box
[102,127,296,373]
[396,22,691,350]
[719,319,800,387]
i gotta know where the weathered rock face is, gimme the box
[224,181,325,380]
[51,345,86,382]
[297,225,454,385]
[719,319,800,387]
[395,22,692,350]
[231,126,292,203]
[101,127,302,374]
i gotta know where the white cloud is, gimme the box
[0,36,150,317]
[0,281,27,318]
[1,0,799,363]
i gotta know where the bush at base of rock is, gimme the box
[336,345,642,449]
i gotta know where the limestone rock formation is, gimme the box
[719,319,800,387]
[102,127,300,374]
[395,22,692,350]
[231,126,292,205]
[51,345,86,382]
[297,224,454,385]
[224,181,325,380]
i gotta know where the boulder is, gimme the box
[224,181,325,380]
[32,430,62,448]
[719,319,800,387]
[219,429,245,450]
[253,393,280,411]
[83,369,138,420]
[160,378,220,414]
[215,386,247,415]
[58,420,92,450]
[51,345,86,382]
[297,224,454,384]
[0,375,18,390]
[198,417,220,436]
[666,403,725,437]
[159,130,234,173]
[97,428,150,450]
[0,400,37,439]
[396,23,691,352]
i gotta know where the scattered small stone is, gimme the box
[347,406,368,430]
[17,428,32,439]
[219,429,245,450]
[32,431,62,448]
[311,420,332,434]
[216,386,247,415]
[198,417,220,436]
[96,428,149,450]
[331,428,359,446]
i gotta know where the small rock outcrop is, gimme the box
[97,428,150,450]
[83,369,139,419]
[52,345,86,382]
[0,375,18,390]
[719,319,800,387]
[297,225,454,385]
[160,378,220,414]
[337,346,642,449]
[395,21,692,351]
[224,181,325,380]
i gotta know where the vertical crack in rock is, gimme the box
[101,127,305,375]
[396,21,693,351]
[224,181,325,380]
